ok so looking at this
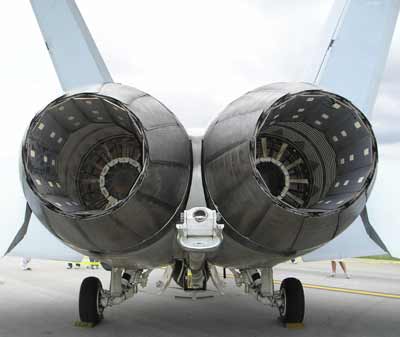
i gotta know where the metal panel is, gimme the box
[185,136,207,209]
[20,83,192,260]
[30,0,113,92]
[203,83,376,264]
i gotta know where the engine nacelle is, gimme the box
[203,83,377,257]
[20,83,192,257]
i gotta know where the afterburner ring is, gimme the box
[255,157,290,199]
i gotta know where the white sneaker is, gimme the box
[345,273,351,279]
[329,273,336,277]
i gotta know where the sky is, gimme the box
[1,1,399,143]
[73,0,400,145]
[0,1,399,253]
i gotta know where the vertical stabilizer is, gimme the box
[30,0,113,92]
[315,0,400,115]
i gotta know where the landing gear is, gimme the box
[79,277,104,324]
[172,259,209,291]
[230,268,305,325]
[78,268,152,325]
[172,259,185,288]
[278,278,305,324]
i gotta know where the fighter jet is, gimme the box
[2,0,400,326]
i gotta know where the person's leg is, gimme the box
[21,257,32,271]
[339,261,350,278]
[330,261,336,276]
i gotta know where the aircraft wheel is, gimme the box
[79,277,104,324]
[278,277,305,324]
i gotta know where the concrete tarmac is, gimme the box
[0,257,399,337]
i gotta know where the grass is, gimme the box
[359,255,400,261]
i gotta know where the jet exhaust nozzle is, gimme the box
[203,82,377,254]
[20,84,192,256]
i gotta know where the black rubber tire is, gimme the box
[79,277,104,324]
[279,277,305,323]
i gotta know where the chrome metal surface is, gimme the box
[176,207,223,252]
[185,136,207,208]
[203,82,377,266]
[20,83,192,262]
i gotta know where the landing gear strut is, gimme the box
[78,268,152,325]
[230,267,305,325]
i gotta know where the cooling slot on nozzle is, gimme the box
[255,91,376,212]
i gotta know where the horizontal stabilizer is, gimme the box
[304,149,400,261]
[360,207,388,253]
[365,153,400,258]
[9,214,82,262]
[303,216,386,262]
[4,203,31,256]
[0,189,82,261]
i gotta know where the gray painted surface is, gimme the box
[30,0,113,91]
[9,214,82,262]
[315,0,400,115]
